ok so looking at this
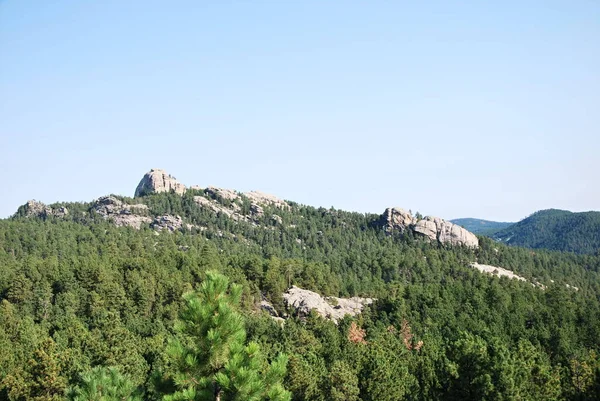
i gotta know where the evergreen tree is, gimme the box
[328,360,359,401]
[67,366,142,401]
[165,271,290,401]
[2,337,67,401]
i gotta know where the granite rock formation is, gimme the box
[92,196,151,229]
[21,200,68,219]
[134,168,186,197]
[282,286,374,324]
[382,207,479,248]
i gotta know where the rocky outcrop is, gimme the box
[245,191,290,209]
[21,200,68,219]
[92,196,189,232]
[250,203,264,217]
[260,300,286,325]
[283,286,374,324]
[414,216,479,247]
[382,207,479,248]
[92,196,151,229]
[193,196,249,222]
[470,262,527,282]
[134,169,186,197]
[382,207,414,233]
[206,186,239,201]
[203,186,289,210]
[23,200,50,218]
[151,215,184,232]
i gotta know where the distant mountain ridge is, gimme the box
[450,218,513,235]
[14,169,481,249]
[491,209,600,254]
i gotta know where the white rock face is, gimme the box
[134,168,186,197]
[382,207,414,232]
[413,218,438,240]
[382,208,479,248]
[283,286,374,324]
[470,263,527,282]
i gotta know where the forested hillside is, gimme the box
[493,209,600,254]
[450,218,513,236]
[1,176,600,400]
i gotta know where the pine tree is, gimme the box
[1,337,67,401]
[328,360,360,401]
[165,271,291,401]
[67,366,141,401]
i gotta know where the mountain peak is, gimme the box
[134,168,187,197]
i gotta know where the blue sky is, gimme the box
[1,0,598,221]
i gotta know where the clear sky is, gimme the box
[1,1,598,221]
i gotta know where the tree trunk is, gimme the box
[215,383,222,401]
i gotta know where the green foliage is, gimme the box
[328,360,359,401]
[67,366,141,401]
[164,271,290,401]
[450,218,513,236]
[493,209,600,254]
[1,337,67,401]
[1,192,600,400]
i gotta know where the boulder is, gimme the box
[283,286,374,324]
[151,215,184,232]
[134,168,186,197]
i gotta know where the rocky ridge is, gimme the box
[134,169,290,209]
[92,196,188,232]
[192,185,289,224]
[382,207,479,248]
[17,170,480,252]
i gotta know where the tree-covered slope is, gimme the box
[450,218,513,236]
[1,180,600,400]
[492,209,600,254]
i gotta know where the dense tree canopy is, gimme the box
[1,191,599,400]
[492,209,600,254]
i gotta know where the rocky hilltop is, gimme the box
[21,200,69,219]
[15,169,480,251]
[382,207,479,248]
[134,168,187,197]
